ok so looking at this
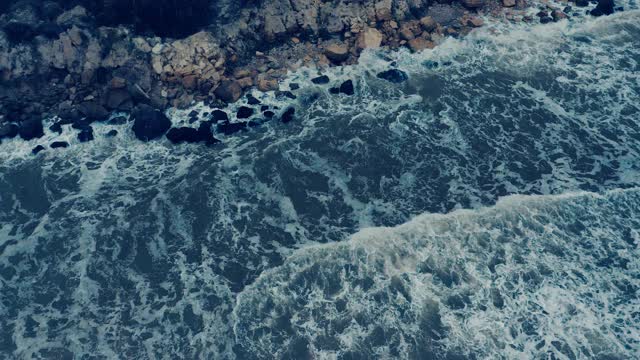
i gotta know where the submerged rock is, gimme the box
[281,108,295,123]
[311,75,330,85]
[0,123,19,140]
[166,127,202,144]
[217,121,248,135]
[50,141,69,149]
[131,104,171,141]
[78,126,94,142]
[377,69,409,83]
[32,145,45,155]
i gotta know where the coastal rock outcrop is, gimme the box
[0,0,518,145]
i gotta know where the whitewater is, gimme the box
[0,5,639,360]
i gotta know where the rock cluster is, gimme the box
[0,0,616,148]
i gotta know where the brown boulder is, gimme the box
[356,28,384,50]
[419,16,438,32]
[257,76,279,92]
[408,38,435,52]
[214,80,242,103]
[324,43,350,63]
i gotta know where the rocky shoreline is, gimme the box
[0,0,617,151]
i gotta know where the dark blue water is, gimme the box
[0,10,639,360]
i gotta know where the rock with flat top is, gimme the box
[324,43,350,63]
[408,38,435,52]
[356,28,384,50]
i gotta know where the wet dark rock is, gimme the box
[72,119,92,130]
[339,80,355,95]
[575,0,589,6]
[590,0,615,15]
[260,105,269,112]
[211,109,229,122]
[540,16,553,23]
[105,89,133,110]
[49,122,63,134]
[281,107,295,124]
[377,69,409,83]
[236,106,254,119]
[289,83,300,90]
[106,129,119,137]
[329,87,340,94]
[131,104,171,141]
[217,121,247,135]
[197,121,220,145]
[247,95,261,105]
[166,127,201,144]
[311,75,330,85]
[0,123,19,140]
[78,126,94,142]
[18,118,44,140]
[50,141,69,149]
[188,110,199,118]
[108,116,128,125]
[263,110,275,119]
[32,145,45,155]
[79,101,109,121]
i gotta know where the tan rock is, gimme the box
[233,68,252,79]
[467,17,485,27]
[257,76,279,92]
[399,26,416,41]
[420,16,438,32]
[357,28,383,50]
[408,38,435,52]
[324,43,350,63]
[237,76,253,89]
[503,0,516,6]
[375,0,393,21]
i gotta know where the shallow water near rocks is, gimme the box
[1,8,639,360]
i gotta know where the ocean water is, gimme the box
[1,7,639,360]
